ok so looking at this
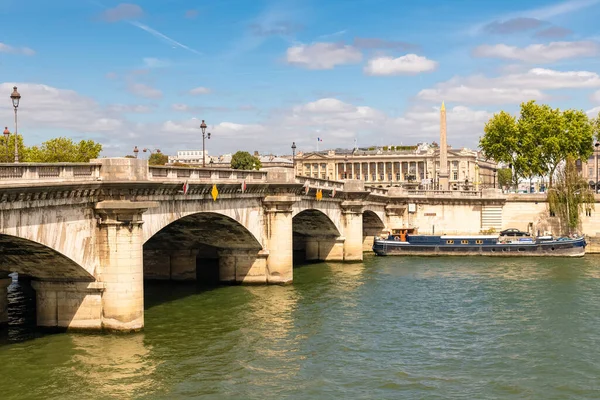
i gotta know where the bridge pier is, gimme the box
[31,281,104,329]
[342,202,365,261]
[95,200,156,332]
[218,249,269,284]
[305,237,345,261]
[263,196,295,284]
[170,250,198,281]
[0,273,11,326]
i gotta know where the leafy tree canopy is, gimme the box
[480,101,594,187]
[148,152,169,166]
[230,151,262,170]
[27,138,102,163]
[497,168,512,188]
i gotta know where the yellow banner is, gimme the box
[211,184,219,201]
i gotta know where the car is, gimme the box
[499,228,528,237]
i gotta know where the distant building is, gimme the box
[580,146,600,190]
[168,150,206,164]
[294,144,498,189]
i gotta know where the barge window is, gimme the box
[446,240,454,244]
[461,240,469,244]
[476,240,483,244]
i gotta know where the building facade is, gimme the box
[580,145,600,189]
[168,150,207,164]
[294,145,498,189]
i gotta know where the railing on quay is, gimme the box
[0,163,102,184]
[406,189,483,198]
[148,166,268,182]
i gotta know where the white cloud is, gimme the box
[0,83,126,139]
[418,68,600,105]
[472,41,600,63]
[127,83,162,99]
[587,106,600,117]
[189,86,211,95]
[591,90,600,103]
[0,43,35,56]
[364,54,438,76]
[107,104,155,113]
[100,3,144,22]
[286,42,362,69]
[142,57,170,68]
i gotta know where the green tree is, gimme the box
[547,156,594,235]
[230,151,262,170]
[0,132,27,163]
[27,137,102,162]
[479,111,522,187]
[148,152,169,165]
[590,110,600,142]
[497,168,512,188]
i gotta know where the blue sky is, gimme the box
[1,0,599,157]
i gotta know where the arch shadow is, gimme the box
[363,210,386,252]
[292,209,341,264]
[143,212,263,285]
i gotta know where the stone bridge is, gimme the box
[0,158,527,333]
[0,158,395,332]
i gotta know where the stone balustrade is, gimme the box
[148,166,267,182]
[295,175,345,189]
[0,163,102,185]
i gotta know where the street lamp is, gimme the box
[143,148,161,154]
[133,146,139,158]
[200,120,211,167]
[493,168,497,189]
[291,142,296,174]
[10,86,20,163]
[595,142,599,193]
[3,127,9,162]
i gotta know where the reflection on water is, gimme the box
[2,258,600,399]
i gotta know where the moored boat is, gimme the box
[373,232,586,257]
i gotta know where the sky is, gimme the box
[1,0,599,157]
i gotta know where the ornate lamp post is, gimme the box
[3,127,9,162]
[595,142,599,193]
[143,148,161,154]
[291,142,296,174]
[200,120,211,167]
[493,168,497,189]
[133,146,139,158]
[10,86,21,163]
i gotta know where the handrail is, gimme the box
[0,163,102,184]
[148,166,267,182]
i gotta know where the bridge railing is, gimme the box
[406,190,483,198]
[148,166,268,182]
[295,176,345,189]
[0,163,102,184]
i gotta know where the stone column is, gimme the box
[0,273,11,326]
[95,200,158,332]
[263,196,295,284]
[341,201,364,261]
[170,249,198,281]
[31,280,104,329]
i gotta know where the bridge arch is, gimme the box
[362,210,386,252]
[292,208,342,262]
[0,234,93,280]
[143,211,264,283]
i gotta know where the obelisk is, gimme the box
[438,101,449,190]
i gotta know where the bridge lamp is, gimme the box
[200,120,211,168]
[133,146,139,158]
[3,127,9,162]
[291,142,296,173]
[10,86,21,163]
[595,142,599,193]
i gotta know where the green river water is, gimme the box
[2,255,600,399]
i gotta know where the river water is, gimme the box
[2,255,600,399]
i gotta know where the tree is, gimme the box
[148,153,169,166]
[479,111,522,187]
[547,156,594,235]
[591,110,600,142]
[27,137,102,163]
[480,101,594,188]
[497,168,512,188]
[230,151,262,170]
[0,132,27,163]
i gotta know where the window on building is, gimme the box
[476,240,483,244]
[461,240,469,244]
[396,173,401,181]
[446,240,454,244]
[586,208,592,217]
[372,174,376,181]
[321,173,326,179]
[388,174,392,181]
[453,171,458,180]
[589,167,593,177]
